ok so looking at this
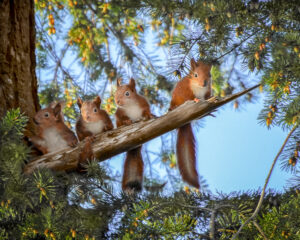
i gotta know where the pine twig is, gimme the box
[231,124,298,239]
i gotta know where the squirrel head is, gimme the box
[189,58,212,88]
[115,78,138,107]
[33,102,62,127]
[77,96,102,123]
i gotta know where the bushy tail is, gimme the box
[122,146,144,193]
[177,123,200,188]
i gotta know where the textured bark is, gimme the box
[24,85,259,174]
[0,0,39,136]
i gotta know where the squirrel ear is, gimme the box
[129,78,136,89]
[190,58,197,70]
[93,96,101,108]
[117,78,122,88]
[53,102,61,119]
[77,98,83,109]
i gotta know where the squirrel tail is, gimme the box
[122,146,144,193]
[177,123,200,188]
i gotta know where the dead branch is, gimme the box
[24,85,259,174]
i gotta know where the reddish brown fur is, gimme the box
[177,124,199,188]
[30,102,78,154]
[170,59,212,109]
[76,96,114,168]
[76,96,113,141]
[170,59,212,188]
[115,78,152,123]
[122,147,144,192]
[115,78,152,192]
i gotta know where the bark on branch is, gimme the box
[24,85,259,174]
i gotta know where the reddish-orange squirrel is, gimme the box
[76,96,114,162]
[76,96,113,141]
[30,102,78,154]
[170,58,212,188]
[115,78,152,193]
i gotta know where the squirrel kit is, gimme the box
[76,96,114,164]
[115,78,152,193]
[170,58,212,188]
[30,102,78,154]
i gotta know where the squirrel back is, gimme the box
[170,58,212,188]
[115,78,151,193]
[30,102,78,154]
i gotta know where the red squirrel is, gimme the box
[170,58,212,189]
[76,96,113,141]
[30,102,78,154]
[115,78,152,193]
[76,96,114,162]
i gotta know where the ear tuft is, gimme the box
[93,96,101,108]
[77,98,83,109]
[53,102,61,119]
[117,78,122,87]
[129,78,136,89]
[190,58,197,70]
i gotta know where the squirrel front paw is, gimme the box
[86,135,96,142]
[124,119,133,125]
[69,138,78,147]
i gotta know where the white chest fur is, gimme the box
[123,103,143,122]
[43,128,69,153]
[190,82,208,100]
[84,120,105,135]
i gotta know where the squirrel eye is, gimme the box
[44,112,49,118]
[125,91,130,97]
[93,108,98,113]
[194,73,198,78]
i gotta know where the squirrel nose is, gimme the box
[117,100,120,104]
[87,115,90,119]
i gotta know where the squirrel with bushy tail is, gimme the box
[170,58,212,189]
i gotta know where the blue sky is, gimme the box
[196,94,290,193]
[38,15,292,195]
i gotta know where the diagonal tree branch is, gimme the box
[24,84,259,174]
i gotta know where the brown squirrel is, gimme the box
[76,96,114,163]
[30,102,78,154]
[76,96,113,141]
[115,78,152,193]
[170,58,212,189]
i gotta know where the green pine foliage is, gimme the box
[0,109,299,239]
[1,0,299,239]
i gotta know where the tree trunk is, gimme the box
[0,0,39,136]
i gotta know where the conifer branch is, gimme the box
[24,85,259,174]
[231,123,298,239]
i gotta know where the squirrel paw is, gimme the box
[70,138,78,147]
[194,98,201,103]
[124,119,133,125]
[86,135,96,143]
